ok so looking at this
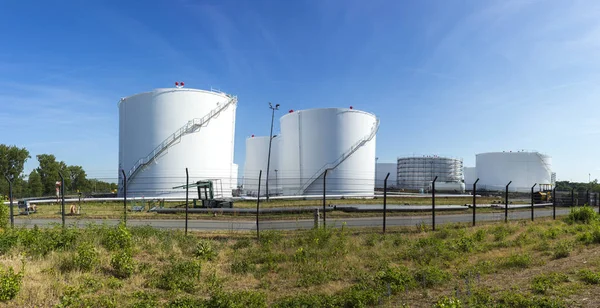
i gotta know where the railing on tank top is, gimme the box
[296,118,380,195]
[123,95,238,187]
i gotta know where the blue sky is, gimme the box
[1,0,599,182]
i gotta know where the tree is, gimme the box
[27,170,43,197]
[0,144,30,198]
[36,154,67,195]
[67,165,89,192]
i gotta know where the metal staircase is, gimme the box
[297,118,380,195]
[124,95,238,186]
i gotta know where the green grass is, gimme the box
[4,215,600,306]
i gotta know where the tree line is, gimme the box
[1,144,117,199]
[555,180,600,193]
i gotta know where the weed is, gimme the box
[531,273,570,294]
[296,261,336,287]
[414,265,451,288]
[194,240,217,261]
[497,291,566,307]
[74,242,99,271]
[110,250,135,279]
[501,253,532,269]
[459,260,496,278]
[102,223,133,252]
[204,290,267,308]
[566,206,598,224]
[552,240,572,259]
[491,225,514,241]
[259,230,283,246]
[376,265,415,293]
[578,269,600,284]
[0,264,24,301]
[434,296,463,308]
[231,259,254,274]
[233,238,252,250]
[153,259,202,293]
[0,203,8,230]
[0,228,18,255]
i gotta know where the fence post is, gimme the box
[531,183,537,222]
[383,172,390,234]
[505,181,512,223]
[432,176,438,231]
[121,169,127,226]
[185,168,189,235]
[587,189,590,205]
[323,169,328,229]
[59,172,65,228]
[571,188,574,208]
[4,176,13,228]
[256,170,262,240]
[473,178,479,227]
[552,187,556,220]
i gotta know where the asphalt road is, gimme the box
[13,208,572,231]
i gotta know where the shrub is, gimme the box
[434,296,463,308]
[413,266,451,288]
[0,204,8,230]
[579,269,600,284]
[74,242,99,271]
[231,259,254,274]
[155,260,202,293]
[376,265,415,293]
[531,273,570,294]
[102,223,133,251]
[194,240,217,261]
[0,229,18,255]
[233,238,252,250]
[566,206,598,224]
[0,265,24,301]
[110,250,135,279]
[501,253,532,269]
[552,240,572,259]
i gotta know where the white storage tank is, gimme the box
[278,108,378,196]
[243,135,280,196]
[476,151,552,192]
[397,156,464,191]
[464,167,477,189]
[118,86,238,197]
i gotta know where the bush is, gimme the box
[0,267,24,302]
[110,250,135,279]
[531,273,570,294]
[434,296,463,308]
[566,206,598,224]
[0,264,24,301]
[579,269,600,284]
[0,204,8,230]
[501,253,532,269]
[413,266,450,288]
[102,223,133,251]
[74,242,99,271]
[376,265,415,293]
[194,240,217,261]
[155,260,202,293]
[552,240,572,259]
[0,229,18,255]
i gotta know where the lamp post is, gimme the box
[266,102,280,201]
[274,169,278,196]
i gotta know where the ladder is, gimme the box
[124,95,238,187]
[297,118,380,195]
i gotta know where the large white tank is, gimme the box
[118,87,238,197]
[278,108,378,196]
[243,135,280,196]
[464,167,477,189]
[476,151,552,192]
[397,156,463,191]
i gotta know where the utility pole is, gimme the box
[266,102,280,201]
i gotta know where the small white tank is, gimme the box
[243,135,280,196]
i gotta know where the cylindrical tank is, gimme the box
[278,108,378,196]
[118,87,237,197]
[464,167,477,188]
[476,151,552,192]
[243,135,280,196]
[397,156,463,191]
